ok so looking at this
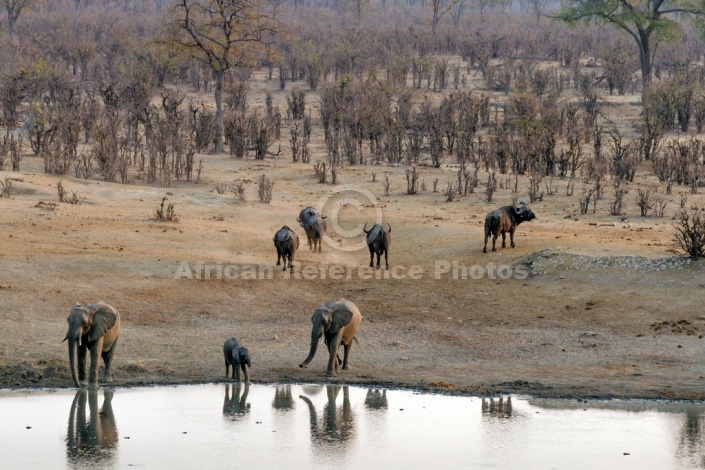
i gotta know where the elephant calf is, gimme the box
[223,338,251,383]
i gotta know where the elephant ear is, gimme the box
[239,347,251,367]
[328,303,353,335]
[87,304,119,342]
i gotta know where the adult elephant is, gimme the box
[63,302,121,389]
[299,385,355,448]
[66,390,118,466]
[299,299,362,377]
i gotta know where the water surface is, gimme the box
[1,384,704,469]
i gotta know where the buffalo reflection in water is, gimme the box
[482,396,513,419]
[273,385,295,410]
[299,385,356,450]
[66,390,118,467]
[223,383,250,420]
[364,389,388,410]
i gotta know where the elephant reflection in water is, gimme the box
[66,390,118,466]
[364,389,388,410]
[481,396,513,418]
[299,385,355,447]
[677,408,705,468]
[223,383,250,420]
[272,385,295,410]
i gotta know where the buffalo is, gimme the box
[273,226,299,271]
[297,206,327,253]
[483,202,535,253]
[363,223,392,269]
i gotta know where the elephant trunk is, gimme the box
[300,330,322,368]
[242,364,250,384]
[68,339,80,388]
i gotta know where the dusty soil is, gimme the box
[2,73,705,400]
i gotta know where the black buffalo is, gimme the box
[363,223,392,269]
[298,206,327,253]
[483,203,535,253]
[273,226,299,271]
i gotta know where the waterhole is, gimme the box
[1,384,703,469]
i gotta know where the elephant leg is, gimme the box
[102,338,118,383]
[241,364,250,384]
[225,361,231,379]
[235,363,242,382]
[342,342,353,370]
[326,333,343,377]
[88,338,104,389]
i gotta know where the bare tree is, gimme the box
[169,0,275,153]
[3,0,34,36]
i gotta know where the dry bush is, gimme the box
[485,172,497,203]
[57,180,67,202]
[654,197,668,218]
[286,88,306,120]
[215,182,228,195]
[0,177,12,198]
[330,164,338,185]
[314,161,328,183]
[73,151,94,180]
[680,194,688,208]
[528,174,544,203]
[636,188,656,216]
[257,175,274,203]
[608,181,628,216]
[230,180,247,202]
[383,175,390,196]
[8,134,23,172]
[579,187,595,214]
[406,166,420,195]
[57,180,84,205]
[153,197,179,222]
[444,182,458,202]
[65,190,85,205]
[673,210,705,258]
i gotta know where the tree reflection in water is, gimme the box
[66,390,118,468]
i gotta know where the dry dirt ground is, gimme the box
[2,151,705,400]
